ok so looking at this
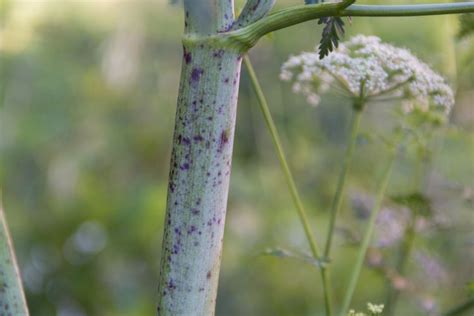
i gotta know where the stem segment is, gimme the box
[243,56,322,261]
[0,194,29,315]
[243,56,332,314]
[339,147,398,316]
[231,2,474,47]
[324,108,362,258]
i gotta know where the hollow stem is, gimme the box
[243,56,332,314]
[338,146,398,316]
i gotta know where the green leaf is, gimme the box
[318,17,346,59]
[259,247,328,268]
[458,14,474,39]
[391,192,432,217]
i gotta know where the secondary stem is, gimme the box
[384,215,416,316]
[324,108,362,258]
[232,3,474,47]
[339,146,398,316]
[243,56,332,314]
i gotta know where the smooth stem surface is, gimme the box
[341,3,474,17]
[0,194,29,315]
[324,108,362,258]
[233,2,474,46]
[339,148,398,316]
[244,56,334,315]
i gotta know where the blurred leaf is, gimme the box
[391,192,432,217]
[458,14,474,39]
[260,247,327,268]
[468,280,474,296]
[318,17,346,59]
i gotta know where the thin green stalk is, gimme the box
[384,215,416,316]
[385,150,430,315]
[243,56,321,260]
[443,298,474,316]
[324,108,362,258]
[243,56,332,314]
[339,147,398,316]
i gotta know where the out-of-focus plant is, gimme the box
[347,302,384,316]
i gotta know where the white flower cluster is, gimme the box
[280,35,454,115]
[347,302,384,316]
[367,303,384,314]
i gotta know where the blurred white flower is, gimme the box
[280,35,454,116]
[367,303,384,314]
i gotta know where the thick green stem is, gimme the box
[342,3,474,17]
[0,194,29,315]
[230,2,474,48]
[339,148,398,316]
[157,2,246,315]
[243,56,333,314]
[324,108,362,259]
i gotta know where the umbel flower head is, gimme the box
[280,35,454,117]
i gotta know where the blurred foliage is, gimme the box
[0,1,473,315]
[458,14,474,39]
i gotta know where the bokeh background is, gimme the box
[1,0,473,315]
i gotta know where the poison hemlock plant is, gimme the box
[279,34,454,316]
[155,0,474,313]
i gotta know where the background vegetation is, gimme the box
[1,0,473,315]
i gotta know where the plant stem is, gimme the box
[443,298,474,316]
[384,214,416,316]
[324,108,362,258]
[342,3,474,17]
[0,193,29,315]
[243,56,332,314]
[232,2,474,47]
[243,56,322,260]
[339,147,398,316]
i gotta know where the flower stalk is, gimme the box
[243,56,335,314]
[339,145,399,316]
[324,106,363,259]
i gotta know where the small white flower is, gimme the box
[367,302,384,314]
[280,35,454,116]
